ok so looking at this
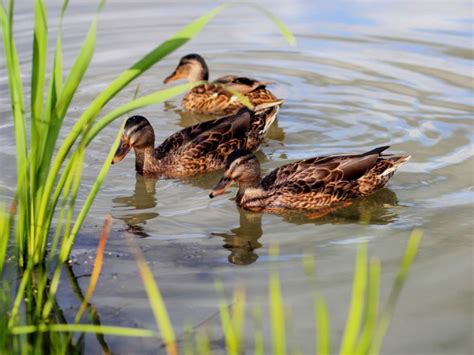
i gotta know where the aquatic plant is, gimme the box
[138,230,422,354]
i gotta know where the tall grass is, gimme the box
[0,0,294,352]
[135,230,421,355]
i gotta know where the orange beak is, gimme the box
[163,69,185,84]
[112,139,131,164]
[209,177,233,198]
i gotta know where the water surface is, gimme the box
[0,0,472,353]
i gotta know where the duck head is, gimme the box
[163,53,209,83]
[209,149,261,199]
[112,115,155,164]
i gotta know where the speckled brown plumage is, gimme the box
[209,146,410,214]
[112,101,282,178]
[164,54,279,115]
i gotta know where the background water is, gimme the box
[0,0,473,353]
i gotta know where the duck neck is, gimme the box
[189,62,209,82]
[236,178,262,205]
[134,146,163,176]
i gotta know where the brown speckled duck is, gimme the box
[163,53,278,115]
[112,101,282,177]
[209,147,410,214]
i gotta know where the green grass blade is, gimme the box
[196,328,212,355]
[355,258,381,355]
[46,158,76,267]
[59,126,122,260]
[183,323,194,355]
[315,294,330,355]
[74,216,111,323]
[54,16,98,121]
[231,286,246,351]
[30,0,48,194]
[0,2,27,178]
[39,10,64,184]
[31,0,48,124]
[243,3,296,46]
[269,245,286,355]
[302,254,331,355]
[340,243,368,355]
[369,230,422,355]
[252,304,264,355]
[35,10,101,248]
[0,204,11,276]
[215,280,238,355]
[14,158,31,265]
[11,324,157,337]
[220,85,254,110]
[129,238,177,355]
[7,264,32,328]
[58,146,86,258]
[84,82,203,146]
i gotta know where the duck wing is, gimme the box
[262,146,391,192]
[179,108,255,161]
[155,108,253,159]
[213,75,271,95]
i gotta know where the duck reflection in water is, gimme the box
[212,209,263,265]
[112,174,159,237]
[212,188,400,265]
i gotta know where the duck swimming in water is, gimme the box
[112,101,282,177]
[163,53,278,115]
[209,146,410,214]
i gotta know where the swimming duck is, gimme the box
[209,146,410,214]
[163,53,278,115]
[112,101,282,177]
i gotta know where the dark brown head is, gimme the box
[163,53,209,84]
[112,115,155,164]
[209,149,261,198]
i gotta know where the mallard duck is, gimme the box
[209,146,410,214]
[163,53,278,115]
[111,101,282,177]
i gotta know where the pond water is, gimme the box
[0,0,473,353]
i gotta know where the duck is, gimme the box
[111,100,282,177]
[163,53,278,115]
[209,146,410,214]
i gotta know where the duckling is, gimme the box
[163,53,278,115]
[111,101,282,177]
[209,147,410,214]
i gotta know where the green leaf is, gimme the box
[315,294,331,355]
[11,324,157,337]
[0,1,27,178]
[54,17,98,121]
[355,258,381,354]
[340,243,368,355]
[244,3,296,46]
[31,0,48,122]
[129,238,177,355]
[269,245,286,355]
[84,82,203,146]
[215,280,239,355]
[252,304,265,355]
[369,230,422,355]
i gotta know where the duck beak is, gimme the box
[163,69,184,84]
[112,139,131,164]
[209,177,233,198]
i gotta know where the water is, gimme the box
[0,0,472,353]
